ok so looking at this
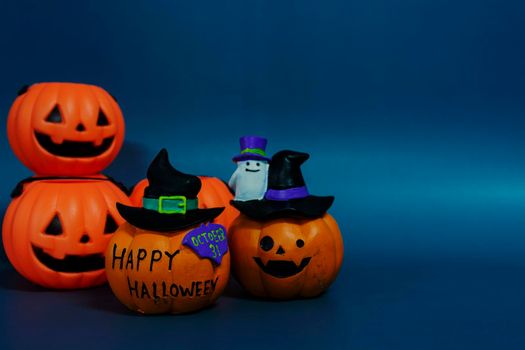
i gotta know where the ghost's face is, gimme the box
[239,160,267,173]
[231,160,269,201]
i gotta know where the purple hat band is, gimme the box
[233,153,270,162]
[265,186,309,201]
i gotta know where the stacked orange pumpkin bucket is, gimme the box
[2,82,131,289]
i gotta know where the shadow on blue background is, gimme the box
[0,0,524,349]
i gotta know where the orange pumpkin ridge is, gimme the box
[2,178,130,289]
[7,82,125,176]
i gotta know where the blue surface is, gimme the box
[1,0,525,349]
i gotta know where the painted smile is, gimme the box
[253,257,311,278]
[35,132,114,158]
[245,168,260,172]
[32,245,105,273]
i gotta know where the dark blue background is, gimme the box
[1,0,524,349]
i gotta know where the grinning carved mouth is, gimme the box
[32,245,105,273]
[253,257,311,278]
[245,169,260,173]
[35,132,114,158]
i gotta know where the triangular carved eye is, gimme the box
[45,106,63,124]
[104,214,118,234]
[97,110,110,126]
[45,214,63,235]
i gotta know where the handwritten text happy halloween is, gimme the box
[111,244,219,301]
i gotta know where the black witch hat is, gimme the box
[117,149,224,231]
[231,150,334,220]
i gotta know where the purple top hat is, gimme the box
[232,136,271,162]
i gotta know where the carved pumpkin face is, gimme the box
[130,176,239,230]
[2,179,130,289]
[105,222,230,314]
[229,214,343,299]
[7,82,125,175]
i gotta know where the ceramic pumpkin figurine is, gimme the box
[229,150,343,299]
[130,176,239,231]
[2,178,130,289]
[106,149,230,314]
[7,82,125,176]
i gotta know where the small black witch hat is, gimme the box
[231,150,334,220]
[117,149,224,231]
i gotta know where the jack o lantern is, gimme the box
[106,150,230,314]
[229,214,343,299]
[229,150,344,299]
[7,82,125,176]
[2,178,130,289]
[130,176,239,230]
[106,222,230,314]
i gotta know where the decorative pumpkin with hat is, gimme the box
[105,149,230,314]
[228,136,270,202]
[229,150,344,299]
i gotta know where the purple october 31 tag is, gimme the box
[182,223,228,265]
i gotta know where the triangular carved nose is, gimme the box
[276,246,285,255]
[76,123,86,132]
[79,234,90,243]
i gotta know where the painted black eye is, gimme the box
[246,162,250,166]
[97,110,110,126]
[45,106,62,123]
[104,214,118,234]
[45,214,63,235]
[256,162,260,166]
[296,239,305,248]
[260,236,274,251]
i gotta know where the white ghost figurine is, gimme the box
[229,136,271,201]
[229,160,269,201]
